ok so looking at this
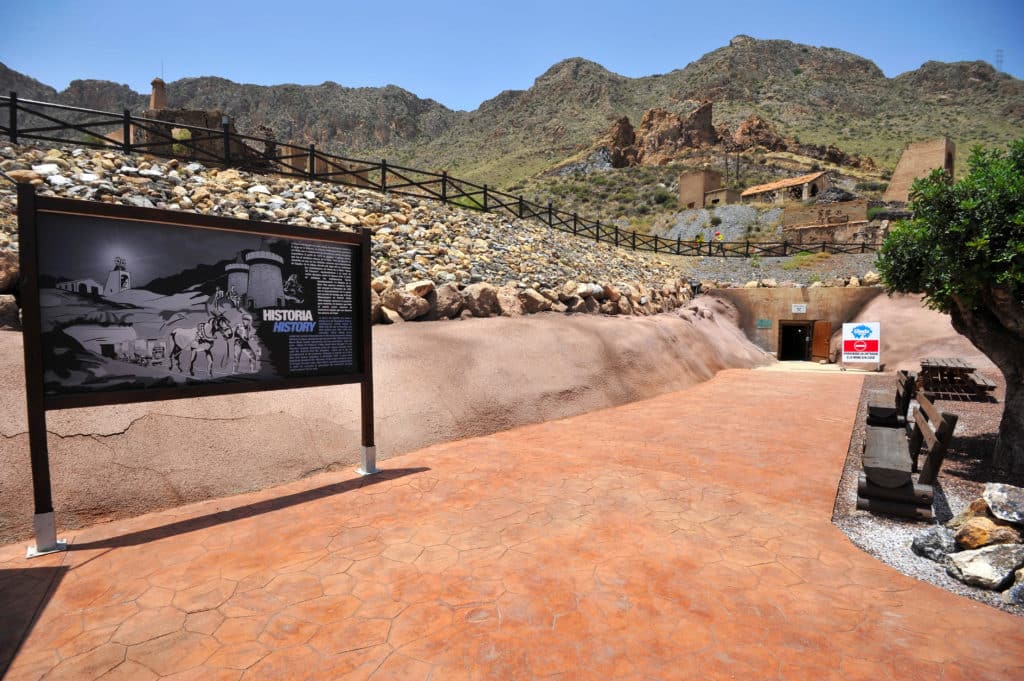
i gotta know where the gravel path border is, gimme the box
[832,370,1024,617]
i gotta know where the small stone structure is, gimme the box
[677,169,738,209]
[741,171,832,204]
[883,137,955,203]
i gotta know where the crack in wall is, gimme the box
[2,412,277,441]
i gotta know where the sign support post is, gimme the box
[358,228,378,476]
[18,184,66,557]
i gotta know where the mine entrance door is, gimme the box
[811,320,831,362]
[779,321,812,361]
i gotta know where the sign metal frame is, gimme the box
[17,185,377,556]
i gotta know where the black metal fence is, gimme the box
[1,93,883,258]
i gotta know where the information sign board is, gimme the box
[17,188,376,555]
[842,322,881,363]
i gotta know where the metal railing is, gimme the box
[1,92,883,257]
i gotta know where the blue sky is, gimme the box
[2,0,1022,111]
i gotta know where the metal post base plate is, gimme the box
[27,511,67,558]
[357,445,379,476]
[27,540,68,559]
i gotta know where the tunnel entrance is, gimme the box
[778,321,812,361]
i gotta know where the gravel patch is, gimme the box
[833,371,1024,616]
[684,253,878,287]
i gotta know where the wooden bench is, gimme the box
[866,370,916,428]
[857,394,958,520]
[967,371,996,394]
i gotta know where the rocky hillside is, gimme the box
[0,63,458,152]
[0,142,882,330]
[3,35,1021,186]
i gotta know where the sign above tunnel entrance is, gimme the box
[842,322,881,364]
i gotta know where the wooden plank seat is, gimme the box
[867,370,916,428]
[968,372,996,392]
[857,394,958,520]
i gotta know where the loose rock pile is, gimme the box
[0,143,884,326]
[912,483,1024,604]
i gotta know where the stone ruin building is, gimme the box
[740,170,832,204]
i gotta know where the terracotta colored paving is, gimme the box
[2,368,1023,680]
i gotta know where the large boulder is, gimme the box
[433,283,463,319]
[1002,568,1024,605]
[955,517,1023,550]
[862,271,882,286]
[371,275,394,293]
[955,516,1023,550]
[405,279,435,298]
[946,544,1024,589]
[911,526,956,563]
[381,288,431,321]
[946,497,992,531]
[462,283,498,317]
[370,289,382,324]
[984,483,1024,525]
[519,288,551,314]
[0,249,17,294]
[576,282,604,300]
[496,286,524,317]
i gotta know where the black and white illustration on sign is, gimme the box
[36,213,358,397]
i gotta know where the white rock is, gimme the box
[248,184,271,195]
[31,163,61,176]
[947,544,1024,589]
[46,175,72,187]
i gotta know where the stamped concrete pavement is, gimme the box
[2,368,1022,680]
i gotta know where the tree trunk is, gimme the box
[949,294,1024,474]
[994,380,1024,474]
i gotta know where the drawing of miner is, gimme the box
[228,285,242,309]
[232,313,260,373]
[207,286,226,314]
[283,274,304,304]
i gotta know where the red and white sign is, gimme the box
[842,322,881,363]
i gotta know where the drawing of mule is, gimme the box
[168,313,234,377]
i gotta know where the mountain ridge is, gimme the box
[2,35,1021,186]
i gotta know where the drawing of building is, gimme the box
[241,251,285,308]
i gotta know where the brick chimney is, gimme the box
[150,77,167,110]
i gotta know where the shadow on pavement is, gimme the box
[70,466,430,551]
[0,564,67,677]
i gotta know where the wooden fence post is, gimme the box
[631,231,637,251]
[222,115,231,166]
[572,213,578,236]
[596,221,601,242]
[483,184,489,211]
[380,159,387,193]
[308,144,316,179]
[547,201,553,227]
[441,171,447,203]
[8,92,16,144]
[122,109,132,155]
[518,196,524,219]
[614,226,619,247]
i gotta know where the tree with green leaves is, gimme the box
[878,139,1024,473]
